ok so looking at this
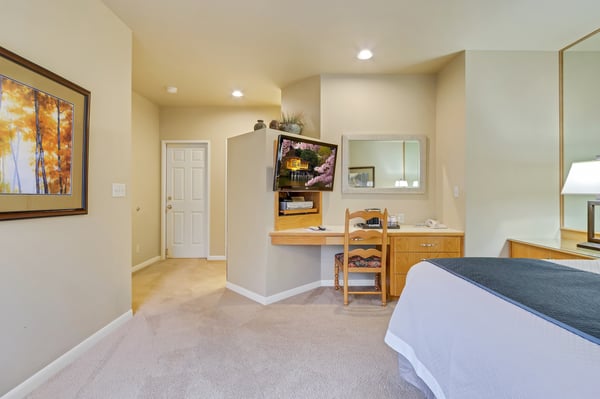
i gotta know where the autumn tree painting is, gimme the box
[0,74,73,195]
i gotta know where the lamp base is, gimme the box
[576,241,600,251]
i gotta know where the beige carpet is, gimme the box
[27,259,424,399]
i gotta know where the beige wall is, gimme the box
[436,53,466,231]
[0,0,132,396]
[227,129,322,299]
[132,92,161,266]
[281,76,321,138]
[320,74,438,226]
[159,106,280,257]
[317,74,437,281]
[464,51,559,256]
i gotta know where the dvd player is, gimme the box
[280,201,313,210]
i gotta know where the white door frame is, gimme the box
[161,140,211,259]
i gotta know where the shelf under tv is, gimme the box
[274,191,322,230]
[280,208,319,215]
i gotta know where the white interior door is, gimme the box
[166,143,208,258]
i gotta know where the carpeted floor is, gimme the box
[27,258,424,399]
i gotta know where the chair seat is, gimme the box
[334,253,382,268]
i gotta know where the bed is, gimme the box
[384,257,600,399]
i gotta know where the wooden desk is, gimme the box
[270,225,463,244]
[271,225,465,296]
[508,238,599,260]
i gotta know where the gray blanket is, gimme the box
[428,257,600,345]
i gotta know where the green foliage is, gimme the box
[318,146,332,158]
[280,112,304,126]
[299,149,318,168]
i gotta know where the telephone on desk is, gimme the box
[425,219,447,229]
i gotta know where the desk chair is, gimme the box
[334,208,388,306]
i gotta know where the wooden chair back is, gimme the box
[337,208,388,305]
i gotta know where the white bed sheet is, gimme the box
[384,259,600,399]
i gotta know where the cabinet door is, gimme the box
[389,235,464,297]
[391,274,407,297]
[393,251,460,274]
[390,252,460,296]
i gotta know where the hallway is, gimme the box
[132,258,226,313]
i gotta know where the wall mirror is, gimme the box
[341,134,426,194]
[561,29,600,231]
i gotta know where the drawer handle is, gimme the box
[420,243,435,247]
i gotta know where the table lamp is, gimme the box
[561,160,600,250]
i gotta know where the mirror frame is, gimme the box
[559,28,600,230]
[341,134,427,194]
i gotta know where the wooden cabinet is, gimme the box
[390,234,464,296]
[508,239,596,260]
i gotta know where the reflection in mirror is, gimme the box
[342,135,426,194]
[561,29,600,230]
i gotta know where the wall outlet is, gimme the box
[397,213,405,224]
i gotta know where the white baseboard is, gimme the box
[2,310,133,399]
[131,256,161,273]
[225,282,268,304]
[264,281,322,304]
[133,256,224,267]
[225,280,322,305]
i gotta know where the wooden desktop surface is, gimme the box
[270,225,464,245]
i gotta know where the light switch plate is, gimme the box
[112,183,126,197]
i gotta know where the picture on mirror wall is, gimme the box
[0,45,90,221]
[348,166,374,188]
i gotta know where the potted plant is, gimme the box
[279,112,304,134]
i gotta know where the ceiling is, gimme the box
[100,0,600,107]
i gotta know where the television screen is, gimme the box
[273,134,338,191]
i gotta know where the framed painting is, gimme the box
[0,46,90,220]
[348,166,375,188]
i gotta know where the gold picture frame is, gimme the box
[0,45,90,220]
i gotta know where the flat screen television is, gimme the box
[273,134,338,191]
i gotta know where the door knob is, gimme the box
[166,204,172,210]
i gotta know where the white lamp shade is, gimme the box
[561,160,600,194]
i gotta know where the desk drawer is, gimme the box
[393,236,462,253]
[393,252,460,274]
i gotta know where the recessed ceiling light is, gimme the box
[357,49,373,60]
[166,86,178,94]
[232,90,244,98]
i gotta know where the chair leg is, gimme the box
[334,261,340,290]
[374,274,381,291]
[343,265,349,305]
[381,269,387,306]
